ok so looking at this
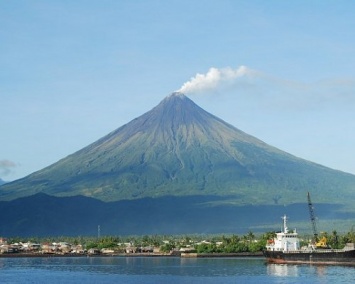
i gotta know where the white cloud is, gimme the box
[0,159,17,177]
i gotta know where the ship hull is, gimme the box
[263,249,355,265]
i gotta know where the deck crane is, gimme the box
[307,192,318,242]
[307,192,328,248]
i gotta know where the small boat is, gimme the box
[263,214,355,265]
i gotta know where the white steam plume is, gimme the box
[177,66,256,94]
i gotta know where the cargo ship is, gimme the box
[263,214,355,265]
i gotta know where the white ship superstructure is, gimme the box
[266,215,300,252]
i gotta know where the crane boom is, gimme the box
[307,192,318,242]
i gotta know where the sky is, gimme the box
[1,0,355,181]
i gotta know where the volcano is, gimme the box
[1,92,355,236]
[1,92,355,207]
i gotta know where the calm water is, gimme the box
[0,256,354,283]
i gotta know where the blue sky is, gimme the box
[1,0,355,181]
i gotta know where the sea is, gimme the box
[0,256,354,284]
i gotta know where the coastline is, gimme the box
[181,252,263,258]
[0,252,263,258]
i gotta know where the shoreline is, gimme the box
[181,252,263,258]
[0,252,264,258]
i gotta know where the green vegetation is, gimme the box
[85,236,121,250]
[6,229,355,253]
[316,230,355,249]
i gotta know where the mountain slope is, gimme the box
[1,193,352,236]
[1,93,355,207]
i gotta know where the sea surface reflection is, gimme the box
[0,256,354,283]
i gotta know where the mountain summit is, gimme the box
[1,93,355,206]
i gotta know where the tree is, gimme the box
[160,243,175,253]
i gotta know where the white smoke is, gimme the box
[177,66,355,110]
[177,66,256,94]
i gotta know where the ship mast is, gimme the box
[307,192,318,243]
[282,214,288,233]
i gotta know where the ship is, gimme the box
[262,214,355,265]
[263,192,355,265]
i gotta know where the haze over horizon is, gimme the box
[1,1,355,181]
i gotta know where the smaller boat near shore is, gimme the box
[263,214,355,265]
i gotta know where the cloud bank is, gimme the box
[0,159,17,177]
